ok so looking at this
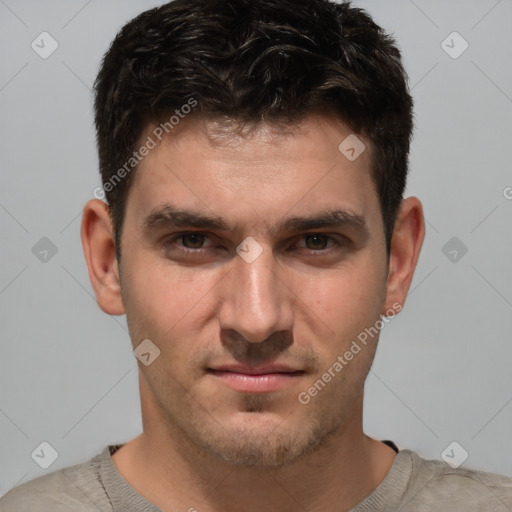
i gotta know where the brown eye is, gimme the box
[304,234,331,250]
[181,233,206,249]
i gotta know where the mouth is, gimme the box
[206,364,305,393]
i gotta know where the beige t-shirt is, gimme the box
[1,441,511,511]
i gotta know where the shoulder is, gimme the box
[402,449,512,511]
[0,450,112,512]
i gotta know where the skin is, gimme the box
[81,113,425,512]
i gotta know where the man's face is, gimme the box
[118,114,393,467]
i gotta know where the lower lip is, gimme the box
[208,370,303,393]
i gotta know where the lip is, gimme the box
[210,364,300,375]
[207,364,305,393]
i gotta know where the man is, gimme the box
[1,0,511,510]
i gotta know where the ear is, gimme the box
[80,199,125,316]
[383,196,425,314]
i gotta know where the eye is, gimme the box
[295,233,343,253]
[180,232,208,249]
[161,232,348,259]
[302,234,333,250]
[162,232,215,254]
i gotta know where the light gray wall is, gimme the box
[1,0,511,495]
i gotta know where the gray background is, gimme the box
[1,0,511,496]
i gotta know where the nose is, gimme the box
[217,243,294,344]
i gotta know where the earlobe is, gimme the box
[80,199,125,316]
[383,196,425,314]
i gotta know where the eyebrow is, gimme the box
[141,203,369,238]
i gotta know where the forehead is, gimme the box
[124,114,380,235]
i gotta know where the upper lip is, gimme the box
[208,364,303,375]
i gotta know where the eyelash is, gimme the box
[162,232,346,256]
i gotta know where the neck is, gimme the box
[112,384,397,512]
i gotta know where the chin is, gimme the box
[185,408,338,468]
[200,429,318,467]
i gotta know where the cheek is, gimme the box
[303,264,385,337]
[296,270,384,406]
[121,254,216,344]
